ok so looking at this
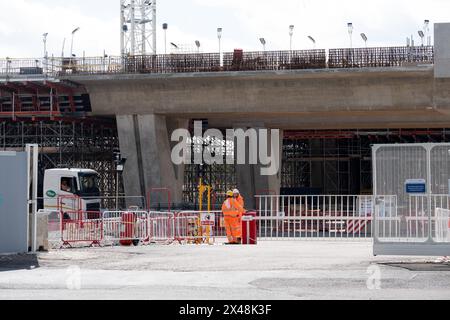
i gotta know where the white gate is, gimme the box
[373,143,450,256]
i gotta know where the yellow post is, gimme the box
[197,178,214,245]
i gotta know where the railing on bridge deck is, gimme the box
[328,46,434,68]
[0,46,434,78]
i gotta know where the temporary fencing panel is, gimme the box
[373,143,450,256]
[60,211,103,247]
[148,212,175,244]
[175,211,225,244]
[256,195,394,240]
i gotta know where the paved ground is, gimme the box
[0,241,449,300]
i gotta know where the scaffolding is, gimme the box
[282,129,450,195]
[0,119,121,199]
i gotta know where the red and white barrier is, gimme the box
[175,211,224,244]
[148,211,175,244]
[60,211,103,247]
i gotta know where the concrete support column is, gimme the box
[310,139,324,193]
[235,126,283,210]
[116,115,188,208]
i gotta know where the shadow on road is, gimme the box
[0,254,40,272]
[381,262,450,272]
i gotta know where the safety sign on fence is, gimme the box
[201,213,215,226]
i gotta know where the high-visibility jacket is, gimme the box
[235,195,245,209]
[222,198,245,218]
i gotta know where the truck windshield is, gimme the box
[78,173,100,197]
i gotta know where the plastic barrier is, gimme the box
[60,211,103,247]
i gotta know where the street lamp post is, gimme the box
[289,25,294,51]
[70,27,80,58]
[43,33,48,75]
[424,19,431,46]
[308,36,316,49]
[259,38,266,52]
[348,23,354,48]
[361,33,368,47]
[195,40,201,53]
[163,23,168,54]
[217,28,223,67]
[418,31,425,46]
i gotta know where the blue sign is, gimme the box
[405,179,426,194]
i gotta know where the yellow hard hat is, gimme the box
[226,190,234,197]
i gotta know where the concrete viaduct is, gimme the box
[61,23,450,208]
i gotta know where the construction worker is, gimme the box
[222,190,245,244]
[233,189,245,208]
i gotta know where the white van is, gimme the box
[43,168,101,213]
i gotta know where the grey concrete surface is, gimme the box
[0,241,449,300]
[435,23,450,78]
[117,115,187,205]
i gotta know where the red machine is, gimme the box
[120,212,136,246]
[242,211,258,245]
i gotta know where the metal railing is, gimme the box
[0,46,434,79]
[328,46,434,68]
[256,195,397,240]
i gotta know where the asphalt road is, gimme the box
[0,241,449,300]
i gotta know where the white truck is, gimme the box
[43,168,101,213]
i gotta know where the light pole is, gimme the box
[42,33,48,58]
[308,36,316,49]
[170,42,179,53]
[114,150,126,211]
[289,25,294,51]
[418,31,425,46]
[195,40,201,53]
[217,27,223,67]
[424,19,431,46]
[361,33,368,47]
[70,27,80,58]
[259,38,266,52]
[43,33,48,74]
[163,23,168,54]
[348,22,354,48]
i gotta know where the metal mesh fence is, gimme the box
[1,46,433,78]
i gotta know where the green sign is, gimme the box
[46,190,57,198]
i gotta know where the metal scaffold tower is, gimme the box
[0,119,121,201]
[120,0,157,56]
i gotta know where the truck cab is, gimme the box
[43,168,101,213]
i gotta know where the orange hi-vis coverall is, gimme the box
[235,195,245,208]
[222,198,245,243]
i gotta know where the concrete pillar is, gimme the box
[116,115,188,208]
[435,23,450,78]
[310,139,324,193]
[235,126,283,210]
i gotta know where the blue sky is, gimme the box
[0,0,449,58]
